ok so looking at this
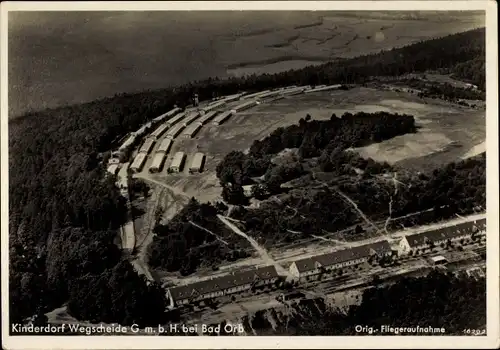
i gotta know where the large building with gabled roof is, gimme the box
[166,265,280,308]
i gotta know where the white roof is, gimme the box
[139,138,155,153]
[107,164,119,174]
[183,112,201,125]
[153,107,181,122]
[150,152,166,169]
[204,101,226,112]
[234,100,258,111]
[166,123,185,137]
[198,111,218,123]
[430,255,447,262]
[184,123,202,135]
[190,152,205,168]
[166,112,186,126]
[119,135,136,150]
[157,138,173,153]
[131,153,147,169]
[170,151,185,168]
[213,110,232,122]
[244,90,271,99]
[151,124,169,138]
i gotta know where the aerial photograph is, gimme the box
[3,4,495,346]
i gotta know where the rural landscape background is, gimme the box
[9,10,483,117]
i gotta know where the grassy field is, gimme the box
[9,11,484,117]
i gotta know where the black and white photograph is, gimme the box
[1,1,499,349]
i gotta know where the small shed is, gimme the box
[430,255,448,265]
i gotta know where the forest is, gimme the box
[228,153,485,247]
[397,78,486,101]
[216,111,415,192]
[246,271,486,335]
[148,199,251,275]
[8,28,485,325]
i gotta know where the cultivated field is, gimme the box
[9,11,484,117]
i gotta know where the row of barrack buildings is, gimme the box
[166,217,486,308]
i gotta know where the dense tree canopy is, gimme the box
[148,199,251,275]
[246,272,486,335]
[231,153,485,246]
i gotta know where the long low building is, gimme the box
[212,111,233,126]
[189,152,205,173]
[130,152,148,173]
[182,112,201,127]
[305,84,340,94]
[169,151,186,173]
[243,90,271,100]
[197,111,218,125]
[157,138,173,154]
[166,123,186,139]
[281,85,311,96]
[133,122,152,137]
[118,134,136,151]
[399,218,486,254]
[149,152,167,173]
[219,92,246,103]
[289,240,393,282]
[202,101,226,114]
[255,90,281,99]
[166,265,280,307]
[182,123,202,139]
[150,124,169,140]
[231,100,259,113]
[165,112,187,128]
[138,138,156,154]
[153,107,181,123]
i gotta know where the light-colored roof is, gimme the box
[131,152,147,169]
[198,111,218,124]
[213,111,232,123]
[430,255,447,263]
[183,123,202,136]
[170,151,185,169]
[166,123,185,137]
[190,152,205,169]
[244,90,271,99]
[151,124,169,138]
[166,112,186,126]
[183,112,201,126]
[153,107,181,122]
[157,138,173,153]
[150,152,166,169]
[119,135,136,150]
[107,164,119,174]
[234,100,258,111]
[204,101,226,111]
[139,138,155,153]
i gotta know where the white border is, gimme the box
[1,1,498,349]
